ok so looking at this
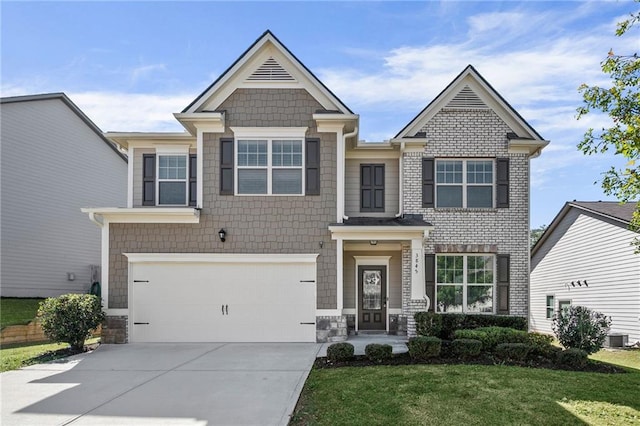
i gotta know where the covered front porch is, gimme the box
[329,215,433,337]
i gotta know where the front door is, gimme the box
[358,266,387,331]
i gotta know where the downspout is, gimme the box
[341,126,358,221]
[395,142,405,218]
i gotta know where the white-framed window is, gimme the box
[546,295,555,319]
[558,300,571,317]
[435,254,495,313]
[436,159,494,208]
[232,127,306,195]
[157,154,188,205]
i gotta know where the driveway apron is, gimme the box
[1,343,320,426]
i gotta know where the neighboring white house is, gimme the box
[1,93,127,297]
[530,201,640,346]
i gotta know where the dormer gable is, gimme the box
[179,30,353,117]
[393,65,548,156]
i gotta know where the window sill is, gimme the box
[434,207,499,213]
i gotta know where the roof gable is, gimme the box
[531,201,638,258]
[182,30,353,114]
[394,65,545,141]
[1,93,127,162]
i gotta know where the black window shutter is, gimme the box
[220,138,234,195]
[305,138,320,195]
[496,254,510,314]
[425,254,436,312]
[496,158,509,208]
[361,164,384,212]
[189,154,197,206]
[142,154,155,206]
[422,158,434,208]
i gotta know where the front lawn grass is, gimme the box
[291,349,640,426]
[0,337,101,372]
[0,298,44,328]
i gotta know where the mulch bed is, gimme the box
[315,352,627,374]
[30,342,100,364]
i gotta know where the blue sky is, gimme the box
[2,1,638,227]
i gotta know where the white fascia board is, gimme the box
[124,253,319,264]
[346,149,400,160]
[106,132,195,150]
[81,207,200,224]
[173,112,225,136]
[329,225,433,240]
[313,114,359,133]
[508,138,550,157]
[230,127,308,138]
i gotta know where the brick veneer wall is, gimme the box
[401,108,530,334]
[108,88,338,310]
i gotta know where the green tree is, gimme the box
[530,224,547,248]
[576,3,640,250]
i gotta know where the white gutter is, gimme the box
[341,126,359,221]
[87,211,104,228]
[396,142,405,218]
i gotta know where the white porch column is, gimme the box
[336,237,343,311]
[410,238,425,300]
[336,128,345,223]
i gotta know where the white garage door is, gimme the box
[127,254,317,343]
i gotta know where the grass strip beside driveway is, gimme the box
[0,298,44,328]
[291,350,640,426]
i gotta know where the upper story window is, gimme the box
[436,254,494,313]
[436,159,493,208]
[158,155,188,205]
[231,127,308,196]
[236,138,303,194]
[422,157,508,209]
[142,147,196,207]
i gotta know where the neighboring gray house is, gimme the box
[83,31,548,343]
[530,201,640,345]
[1,93,127,297]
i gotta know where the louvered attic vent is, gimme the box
[246,57,295,81]
[446,85,488,108]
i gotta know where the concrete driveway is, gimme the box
[1,343,320,426]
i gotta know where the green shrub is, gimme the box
[440,340,454,358]
[414,312,442,337]
[552,306,611,354]
[365,343,393,362]
[37,294,105,351]
[454,327,529,352]
[557,348,588,368]
[451,339,482,359]
[326,342,354,362]
[414,312,527,339]
[494,343,532,362]
[407,336,441,360]
[526,332,559,360]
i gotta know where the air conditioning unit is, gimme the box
[604,334,628,348]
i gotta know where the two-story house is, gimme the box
[83,31,548,343]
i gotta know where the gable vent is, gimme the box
[446,85,488,109]
[246,57,295,81]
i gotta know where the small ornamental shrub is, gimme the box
[454,327,528,352]
[552,306,611,354]
[451,339,482,359]
[37,294,105,351]
[557,348,589,369]
[365,343,393,362]
[526,332,559,360]
[494,343,532,362]
[439,340,454,358]
[414,312,442,337]
[407,336,441,360]
[414,312,527,340]
[326,342,354,362]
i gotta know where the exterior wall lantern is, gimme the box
[218,229,227,242]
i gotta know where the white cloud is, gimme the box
[69,91,193,132]
[130,64,167,83]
